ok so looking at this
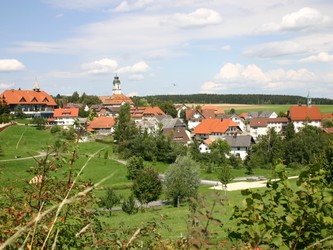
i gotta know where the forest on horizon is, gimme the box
[137,93,333,105]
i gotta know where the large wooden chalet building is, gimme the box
[0,79,56,117]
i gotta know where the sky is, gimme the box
[1,0,333,99]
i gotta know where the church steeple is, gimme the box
[307,91,312,107]
[33,77,40,92]
[112,74,122,95]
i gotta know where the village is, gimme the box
[0,75,332,162]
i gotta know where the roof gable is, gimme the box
[288,105,322,121]
[193,118,239,135]
[1,89,56,106]
[54,108,79,118]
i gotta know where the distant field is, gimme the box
[183,103,333,114]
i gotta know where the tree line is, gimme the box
[139,93,333,105]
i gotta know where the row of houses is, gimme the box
[0,76,331,161]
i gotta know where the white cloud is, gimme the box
[128,74,145,80]
[281,7,331,30]
[117,61,150,74]
[82,58,118,74]
[113,0,154,12]
[242,64,270,82]
[258,7,332,33]
[221,45,231,51]
[299,52,333,63]
[216,63,244,80]
[200,81,225,94]
[267,68,317,82]
[165,8,222,28]
[43,0,113,10]
[0,83,14,89]
[244,41,308,58]
[206,62,320,94]
[0,59,25,72]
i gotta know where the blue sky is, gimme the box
[1,0,333,99]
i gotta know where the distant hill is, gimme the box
[137,94,333,105]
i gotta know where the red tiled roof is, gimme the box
[88,116,115,131]
[250,117,289,127]
[1,89,56,106]
[239,112,248,119]
[322,113,333,119]
[288,105,322,121]
[324,127,333,134]
[99,94,134,105]
[193,118,239,135]
[201,105,225,115]
[143,107,165,116]
[185,109,216,120]
[54,108,79,118]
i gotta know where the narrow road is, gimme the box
[0,152,48,162]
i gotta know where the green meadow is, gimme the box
[225,104,333,114]
[0,125,299,241]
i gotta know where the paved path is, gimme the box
[211,176,299,191]
[0,152,48,162]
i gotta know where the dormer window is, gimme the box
[19,97,26,103]
[31,97,38,102]
[43,97,49,103]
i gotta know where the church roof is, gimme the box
[99,94,134,105]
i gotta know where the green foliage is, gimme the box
[218,164,233,187]
[0,138,104,249]
[247,128,284,169]
[285,125,329,166]
[122,194,139,215]
[229,154,243,169]
[323,118,333,128]
[14,104,25,118]
[159,100,177,117]
[32,116,47,130]
[50,125,61,134]
[209,139,231,166]
[99,187,121,216]
[126,156,144,180]
[113,102,139,155]
[228,163,333,249]
[132,167,162,208]
[164,156,201,207]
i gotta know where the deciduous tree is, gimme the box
[164,156,201,207]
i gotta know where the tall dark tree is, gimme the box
[132,167,162,208]
[113,102,139,155]
[247,128,283,169]
[159,100,177,118]
[71,91,80,103]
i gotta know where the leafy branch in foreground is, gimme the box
[228,163,333,249]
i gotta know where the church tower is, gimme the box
[307,91,312,107]
[33,77,40,92]
[112,75,122,95]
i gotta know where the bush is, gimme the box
[50,125,61,134]
[122,194,139,215]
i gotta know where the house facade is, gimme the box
[224,135,255,160]
[287,103,322,132]
[193,118,241,140]
[87,116,115,135]
[185,109,216,130]
[0,80,56,117]
[249,117,289,141]
[53,108,79,127]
